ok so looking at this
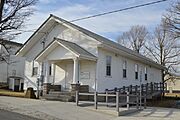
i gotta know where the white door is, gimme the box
[65,63,73,90]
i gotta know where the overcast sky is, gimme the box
[14,0,177,43]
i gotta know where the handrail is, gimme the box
[75,82,166,116]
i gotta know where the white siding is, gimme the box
[21,22,162,92]
[46,46,76,60]
[23,24,100,90]
[96,48,162,92]
[0,63,7,82]
[80,60,96,92]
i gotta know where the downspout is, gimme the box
[95,60,98,92]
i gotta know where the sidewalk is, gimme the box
[0,96,179,120]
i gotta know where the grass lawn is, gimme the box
[0,89,25,98]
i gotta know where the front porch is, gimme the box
[43,58,95,93]
[35,38,97,95]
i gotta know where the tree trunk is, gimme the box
[0,0,5,22]
[161,70,165,97]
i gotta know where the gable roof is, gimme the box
[0,39,23,46]
[16,14,165,70]
[35,38,97,61]
[0,43,9,56]
[56,38,97,59]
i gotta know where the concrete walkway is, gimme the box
[0,109,41,120]
[0,96,179,120]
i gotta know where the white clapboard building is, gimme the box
[16,14,165,93]
[0,39,24,91]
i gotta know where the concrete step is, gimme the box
[48,91,75,96]
[44,94,74,102]
[43,91,75,102]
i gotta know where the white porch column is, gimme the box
[44,61,50,83]
[52,63,56,85]
[73,58,79,84]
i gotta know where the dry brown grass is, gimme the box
[165,93,180,98]
[147,94,180,108]
[0,89,25,98]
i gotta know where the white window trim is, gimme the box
[105,55,112,77]
[135,64,138,80]
[122,60,127,79]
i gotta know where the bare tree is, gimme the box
[0,0,37,36]
[145,20,180,83]
[164,1,180,38]
[117,25,149,53]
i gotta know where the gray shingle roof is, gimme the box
[52,14,165,69]
[35,38,97,60]
[55,38,97,59]
[17,14,165,69]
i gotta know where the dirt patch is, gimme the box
[0,89,25,98]
[147,96,180,108]
[165,93,180,98]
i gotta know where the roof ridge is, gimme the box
[51,14,164,69]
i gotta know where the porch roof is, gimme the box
[35,38,97,61]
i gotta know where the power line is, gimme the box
[70,0,169,22]
[17,0,170,33]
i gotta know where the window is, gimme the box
[145,67,147,80]
[49,65,52,76]
[106,56,111,76]
[32,67,38,76]
[135,64,138,80]
[123,60,127,78]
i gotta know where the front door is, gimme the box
[65,62,73,90]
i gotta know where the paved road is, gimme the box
[0,96,179,120]
[0,109,40,120]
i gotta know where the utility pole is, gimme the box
[139,67,142,109]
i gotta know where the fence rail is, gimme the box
[75,82,167,116]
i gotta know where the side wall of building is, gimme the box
[96,48,162,92]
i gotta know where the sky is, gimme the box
[14,0,177,43]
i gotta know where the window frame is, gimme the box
[123,60,127,78]
[32,67,38,76]
[49,64,52,76]
[145,67,147,80]
[106,55,112,77]
[135,64,138,80]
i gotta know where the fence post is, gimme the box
[94,91,98,109]
[116,91,119,114]
[123,86,125,93]
[144,94,147,109]
[75,90,79,106]
[105,90,108,107]
[141,84,144,96]
[136,92,139,109]
[126,91,130,110]
[160,82,162,92]
[135,85,138,93]
[129,85,132,93]
[151,82,153,94]
[146,83,148,95]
